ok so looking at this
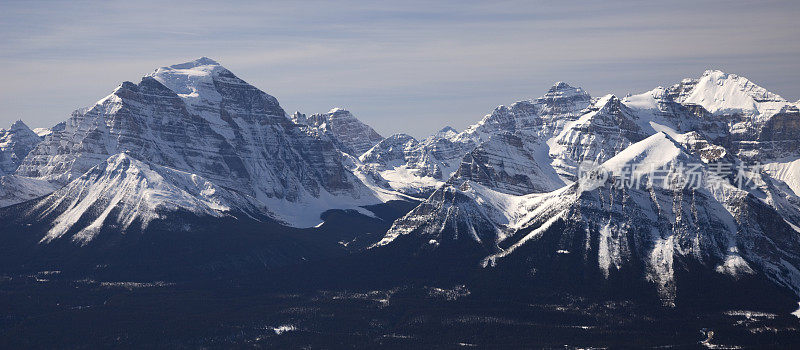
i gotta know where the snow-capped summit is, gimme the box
[291,108,384,156]
[181,56,219,67]
[540,81,590,102]
[9,120,30,132]
[360,133,418,166]
[0,120,41,175]
[534,82,592,124]
[150,57,225,89]
[622,86,668,111]
[149,57,286,139]
[435,126,458,138]
[619,71,800,162]
[669,69,788,117]
[595,131,690,181]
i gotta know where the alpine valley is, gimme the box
[2,58,800,348]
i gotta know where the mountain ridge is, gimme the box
[2,61,800,311]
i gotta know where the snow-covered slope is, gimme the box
[32,127,52,137]
[0,175,57,207]
[358,134,439,196]
[453,132,564,195]
[669,70,788,117]
[291,108,383,157]
[764,158,800,197]
[376,181,527,252]
[34,153,258,245]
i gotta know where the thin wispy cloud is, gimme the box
[1,0,798,137]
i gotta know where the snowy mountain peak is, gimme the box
[167,56,221,70]
[12,57,395,229]
[147,57,286,141]
[592,94,625,114]
[149,57,228,95]
[548,81,579,93]
[435,126,458,138]
[9,120,32,132]
[671,70,788,116]
[622,87,669,110]
[534,81,592,119]
[600,132,688,173]
[0,119,41,175]
[701,69,726,77]
[550,81,572,89]
[438,126,457,134]
[595,93,618,105]
[539,81,590,101]
[293,108,384,156]
[548,92,646,180]
[149,58,226,99]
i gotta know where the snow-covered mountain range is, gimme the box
[371,69,800,306]
[2,59,800,307]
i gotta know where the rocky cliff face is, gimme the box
[452,132,564,195]
[548,94,649,180]
[292,108,383,157]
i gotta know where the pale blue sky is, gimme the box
[1,0,798,138]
